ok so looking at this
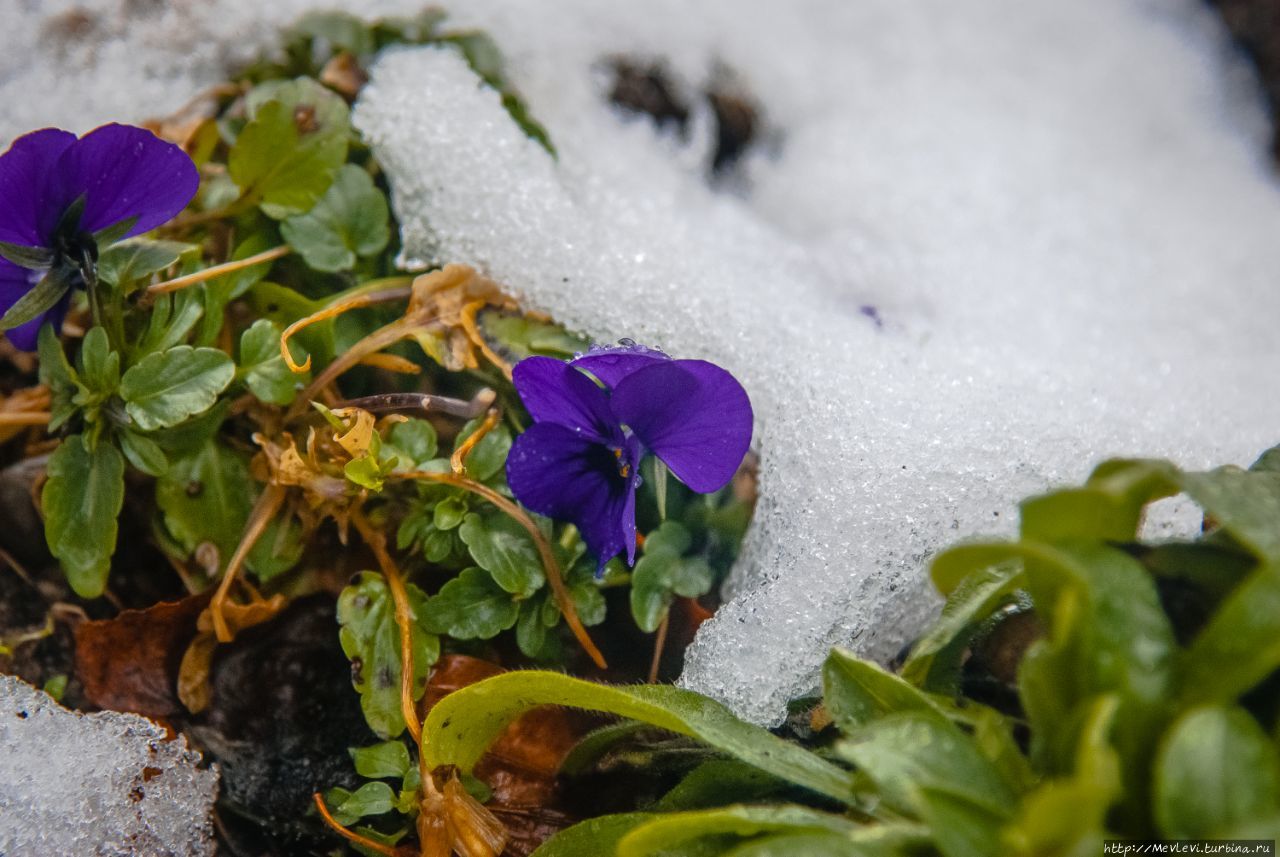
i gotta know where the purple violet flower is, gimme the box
[0,124,199,349]
[506,342,753,572]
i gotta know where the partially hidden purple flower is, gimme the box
[0,124,199,349]
[506,342,753,572]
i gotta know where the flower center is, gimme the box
[612,446,631,479]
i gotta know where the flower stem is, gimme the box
[146,245,290,295]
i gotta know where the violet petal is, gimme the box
[611,359,753,493]
[570,346,670,387]
[513,356,619,442]
[51,124,199,238]
[0,129,76,247]
[506,422,637,568]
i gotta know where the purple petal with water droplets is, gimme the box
[52,124,199,238]
[0,129,76,247]
[513,356,619,442]
[506,422,639,570]
[610,359,752,493]
[570,346,670,388]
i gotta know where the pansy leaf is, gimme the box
[117,428,169,477]
[76,327,119,397]
[238,319,305,405]
[350,741,412,780]
[455,417,512,482]
[42,435,124,598]
[338,571,439,739]
[328,781,396,825]
[421,566,519,640]
[96,238,197,289]
[459,512,545,597]
[385,419,438,469]
[821,648,947,733]
[280,164,389,272]
[37,323,82,430]
[0,265,73,331]
[120,345,235,431]
[229,80,350,219]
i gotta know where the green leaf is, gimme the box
[454,417,512,482]
[96,238,197,288]
[1154,705,1280,837]
[42,435,124,598]
[76,327,119,397]
[654,760,790,811]
[329,781,395,825]
[229,81,349,218]
[0,240,52,268]
[0,265,72,330]
[821,648,946,732]
[288,10,376,56]
[1181,563,1280,703]
[280,164,390,272]
[421,567,519,640]
[630,553,713,633]
[725,831,905,857]
[459,512,545,597]
[386,419,438,469]
[121,345,235,431]
[237,319,305,405]
[902,561,1025,691]
[37,324,82,430]
[155,439,302,581]
[1179,466,1280,562]
[474,310,590,361]
[344,455,390,492]
[433,497,468,531]
[916,788,1006,857]
[516,596,552,658]
[617,806,858,857]
[350,740,412,780]
[835,712,1016,818]
[529,814,656,857]
[338,571,439,739]
[422,671,855,803]
[117,429,169,477]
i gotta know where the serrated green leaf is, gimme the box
[338,571,439,739]
[350,740,412,780]
[1154,705,1280,837]
[421,566,519,639]
[459,512,544,597]
[42,435,124,598]
[155,439,302,581]
[423,671,854,803]
[96,238,197,288]
[281,164,389,272]
[76,327,119,397]
[121,345,235,431]
[238,319,305,405]
[229,80,349,218]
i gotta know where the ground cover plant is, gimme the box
[0,7,1278,856]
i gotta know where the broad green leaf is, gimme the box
[121,345,235,431]
[916,788,1005,857]
[238,319,304,405]
[475,310,589,361]
[280,164,389,271]
[1179,466,1280,562]
[454,417,512,482]
[338,571,439,739]
[135,289,207,356]
[422,671,855,802]
[421,566,519,640]
[329,781,395,825]
[155,439,302,580]
[630,522,713,632]
[385,419,438,469]
[530,814,656,857]
[434,497,467,530]
[835,712,1015,818]
[822,648,946,732]
[1020,458,1177,543]
[1181,563,1280,703]
[229,83,349,218]
[459,512,545,597]
[725,833,863,857]
[117,428,168,477]
[617,805,858,857]
[902,561,1025,691]
[1154,705,1280,837]
[37,323,82,430]
[43,435,124,598]
[96,238,197,288]
[350,740,412,780]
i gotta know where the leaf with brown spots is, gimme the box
[74,591,210,717]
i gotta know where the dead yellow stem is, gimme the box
[0,412,50,426]
[648,612,670,684]
[146,245,290,295]
[450,408,501,475]
[313,793,410,857]
[209,484,287,642]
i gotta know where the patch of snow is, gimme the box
[0,675,218,856]
[2,0,1279,724]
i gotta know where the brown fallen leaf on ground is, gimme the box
[424,655,599,857]
[74,591,210,717]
